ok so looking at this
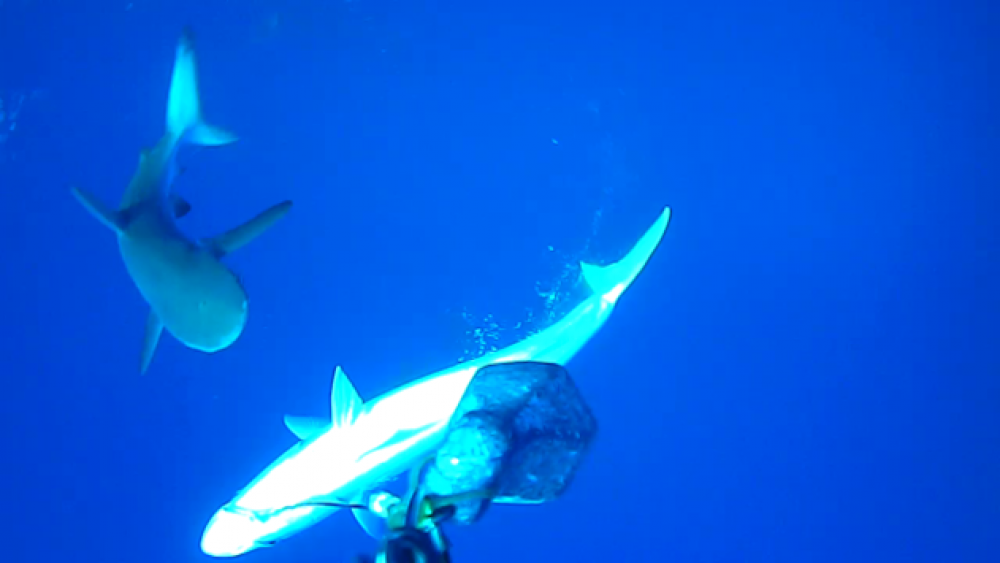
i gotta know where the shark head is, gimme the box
[200,505,268,557]
[153,246,250,353]
[200,502,327,557]
[200,366,474,557]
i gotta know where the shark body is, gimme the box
[199,207,671,557]
[71,29,292,374]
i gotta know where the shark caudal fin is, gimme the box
[580,206,671,304]
[166,27,238,147]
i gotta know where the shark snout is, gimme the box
[188,294,248,352]
[156,265,249,353]
[201,507,259,557]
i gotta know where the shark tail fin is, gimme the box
[580,206,671,304]
[166,27,238,147]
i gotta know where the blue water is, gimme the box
[1,1,996,562]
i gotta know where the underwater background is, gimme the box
[1,0,997,562]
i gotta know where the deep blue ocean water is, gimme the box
[0,1,997,562]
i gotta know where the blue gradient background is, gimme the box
[0,1,996,562]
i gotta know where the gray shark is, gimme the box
[71,29,293,374]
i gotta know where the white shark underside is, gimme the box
[200,207,672,557]
[70,29,292,374]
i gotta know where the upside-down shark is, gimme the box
[199,206,671,557]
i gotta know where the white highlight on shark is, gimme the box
[199,207,671,557]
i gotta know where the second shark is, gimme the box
[71,29,292,374]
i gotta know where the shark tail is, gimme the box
[580,206,671,304]
[166,27,238,147]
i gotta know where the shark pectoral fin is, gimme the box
[352,506,387,539]
[331,366,364,429]
[70,187,126,234]
[283,415,330,441]
[580,206,671,304]
[204,200,293,257]
[140,311,164,375]
[170,193,192,218]
[352,489,398,539]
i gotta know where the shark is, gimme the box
[70,29,293,374]
[199,206,671,557]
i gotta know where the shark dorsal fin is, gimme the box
[283,415,330,441]
[281,367,363,441]
[331,366,364,429]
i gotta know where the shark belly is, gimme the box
[117,216,248,353]
[118,222,186,309]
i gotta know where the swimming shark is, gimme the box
[199,206,671,557]
[70,29,293,374]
